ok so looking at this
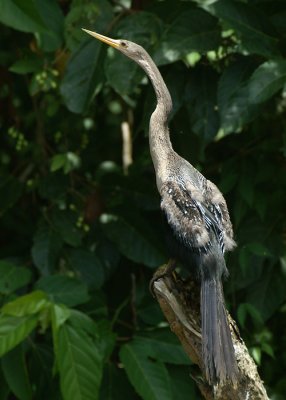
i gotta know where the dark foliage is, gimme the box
[0,1,286,399]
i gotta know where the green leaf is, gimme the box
[120,342,173,400]
[105,49,142,96]
[35,275,89,307]
[35,0,64,52]
[50,304,71,367]
[69,248,105,290]
[0,315,38,357]
[238,174,254,205]
[50,154,67,172]
[250,346,261,365]
[1,344,32,400]
[96,239,120,281]
[217,57,259,133]
[212,0,279,58]
[68,310,98,337]
[247,266,286,321]
[0,0,47,33]
[137,300,164,326]
[61,39,102,114]
[247,242,271,257]
[134,330,191,365]
[69,312,116,362]
[2,291,49,317]
[154,8,221,65]
[31,223,63,275]
[100,214,165,268]
[248,60,286,104]
[9,56,43,74]
[0,261,31,295]
[51,304,70,333]
[52,209,83,247]
[96,320,116,362]
[218,169,238,193]
[50,152,81,174]
[237,303,263,328]
[261,342,274,359]
[57,324,103,400]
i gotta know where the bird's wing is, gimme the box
[160,180,221,252]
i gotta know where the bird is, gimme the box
[83,28,239,386]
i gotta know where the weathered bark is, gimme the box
[151,266,269,400]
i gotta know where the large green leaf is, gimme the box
[134,330,191,365]
[217,57,259,133]
[0,261,31,295]
[1,344,33,400]
[247,60,286,104]
[0,315,38,357]
[0,0,47,33]
[154,8,221,65]
[120,342,173,400]
[61,39,102,114]
[100,214,165,268]
[247,265,286,321]
[68,312,116,363]
[57,324,103,400]
[2,291,49,317]
[51,209,83,247]
[212,0,280,57]
[35,275,89,307]
[31,223,63,275]
[35,0,64,52]
[68,248,104,290]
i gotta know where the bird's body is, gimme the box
[83,29,238,385]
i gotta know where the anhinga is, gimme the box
[83,29,238,385]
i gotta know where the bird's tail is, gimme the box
[200,274,238,385]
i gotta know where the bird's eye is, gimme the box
[120,41,127,47]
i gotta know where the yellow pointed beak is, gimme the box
[82,29,120,49]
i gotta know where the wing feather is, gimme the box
[160,181,225,253]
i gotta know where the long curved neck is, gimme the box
[138,53,174,185]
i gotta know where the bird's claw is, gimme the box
[149,259,177,297]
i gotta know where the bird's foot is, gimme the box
[149,258,177,297]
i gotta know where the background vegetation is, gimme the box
[0,0,286,399]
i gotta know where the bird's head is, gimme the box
[82,29,146,63]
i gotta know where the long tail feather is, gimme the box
[201,275,238,385]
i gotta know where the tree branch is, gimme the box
[151,266,269,400]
